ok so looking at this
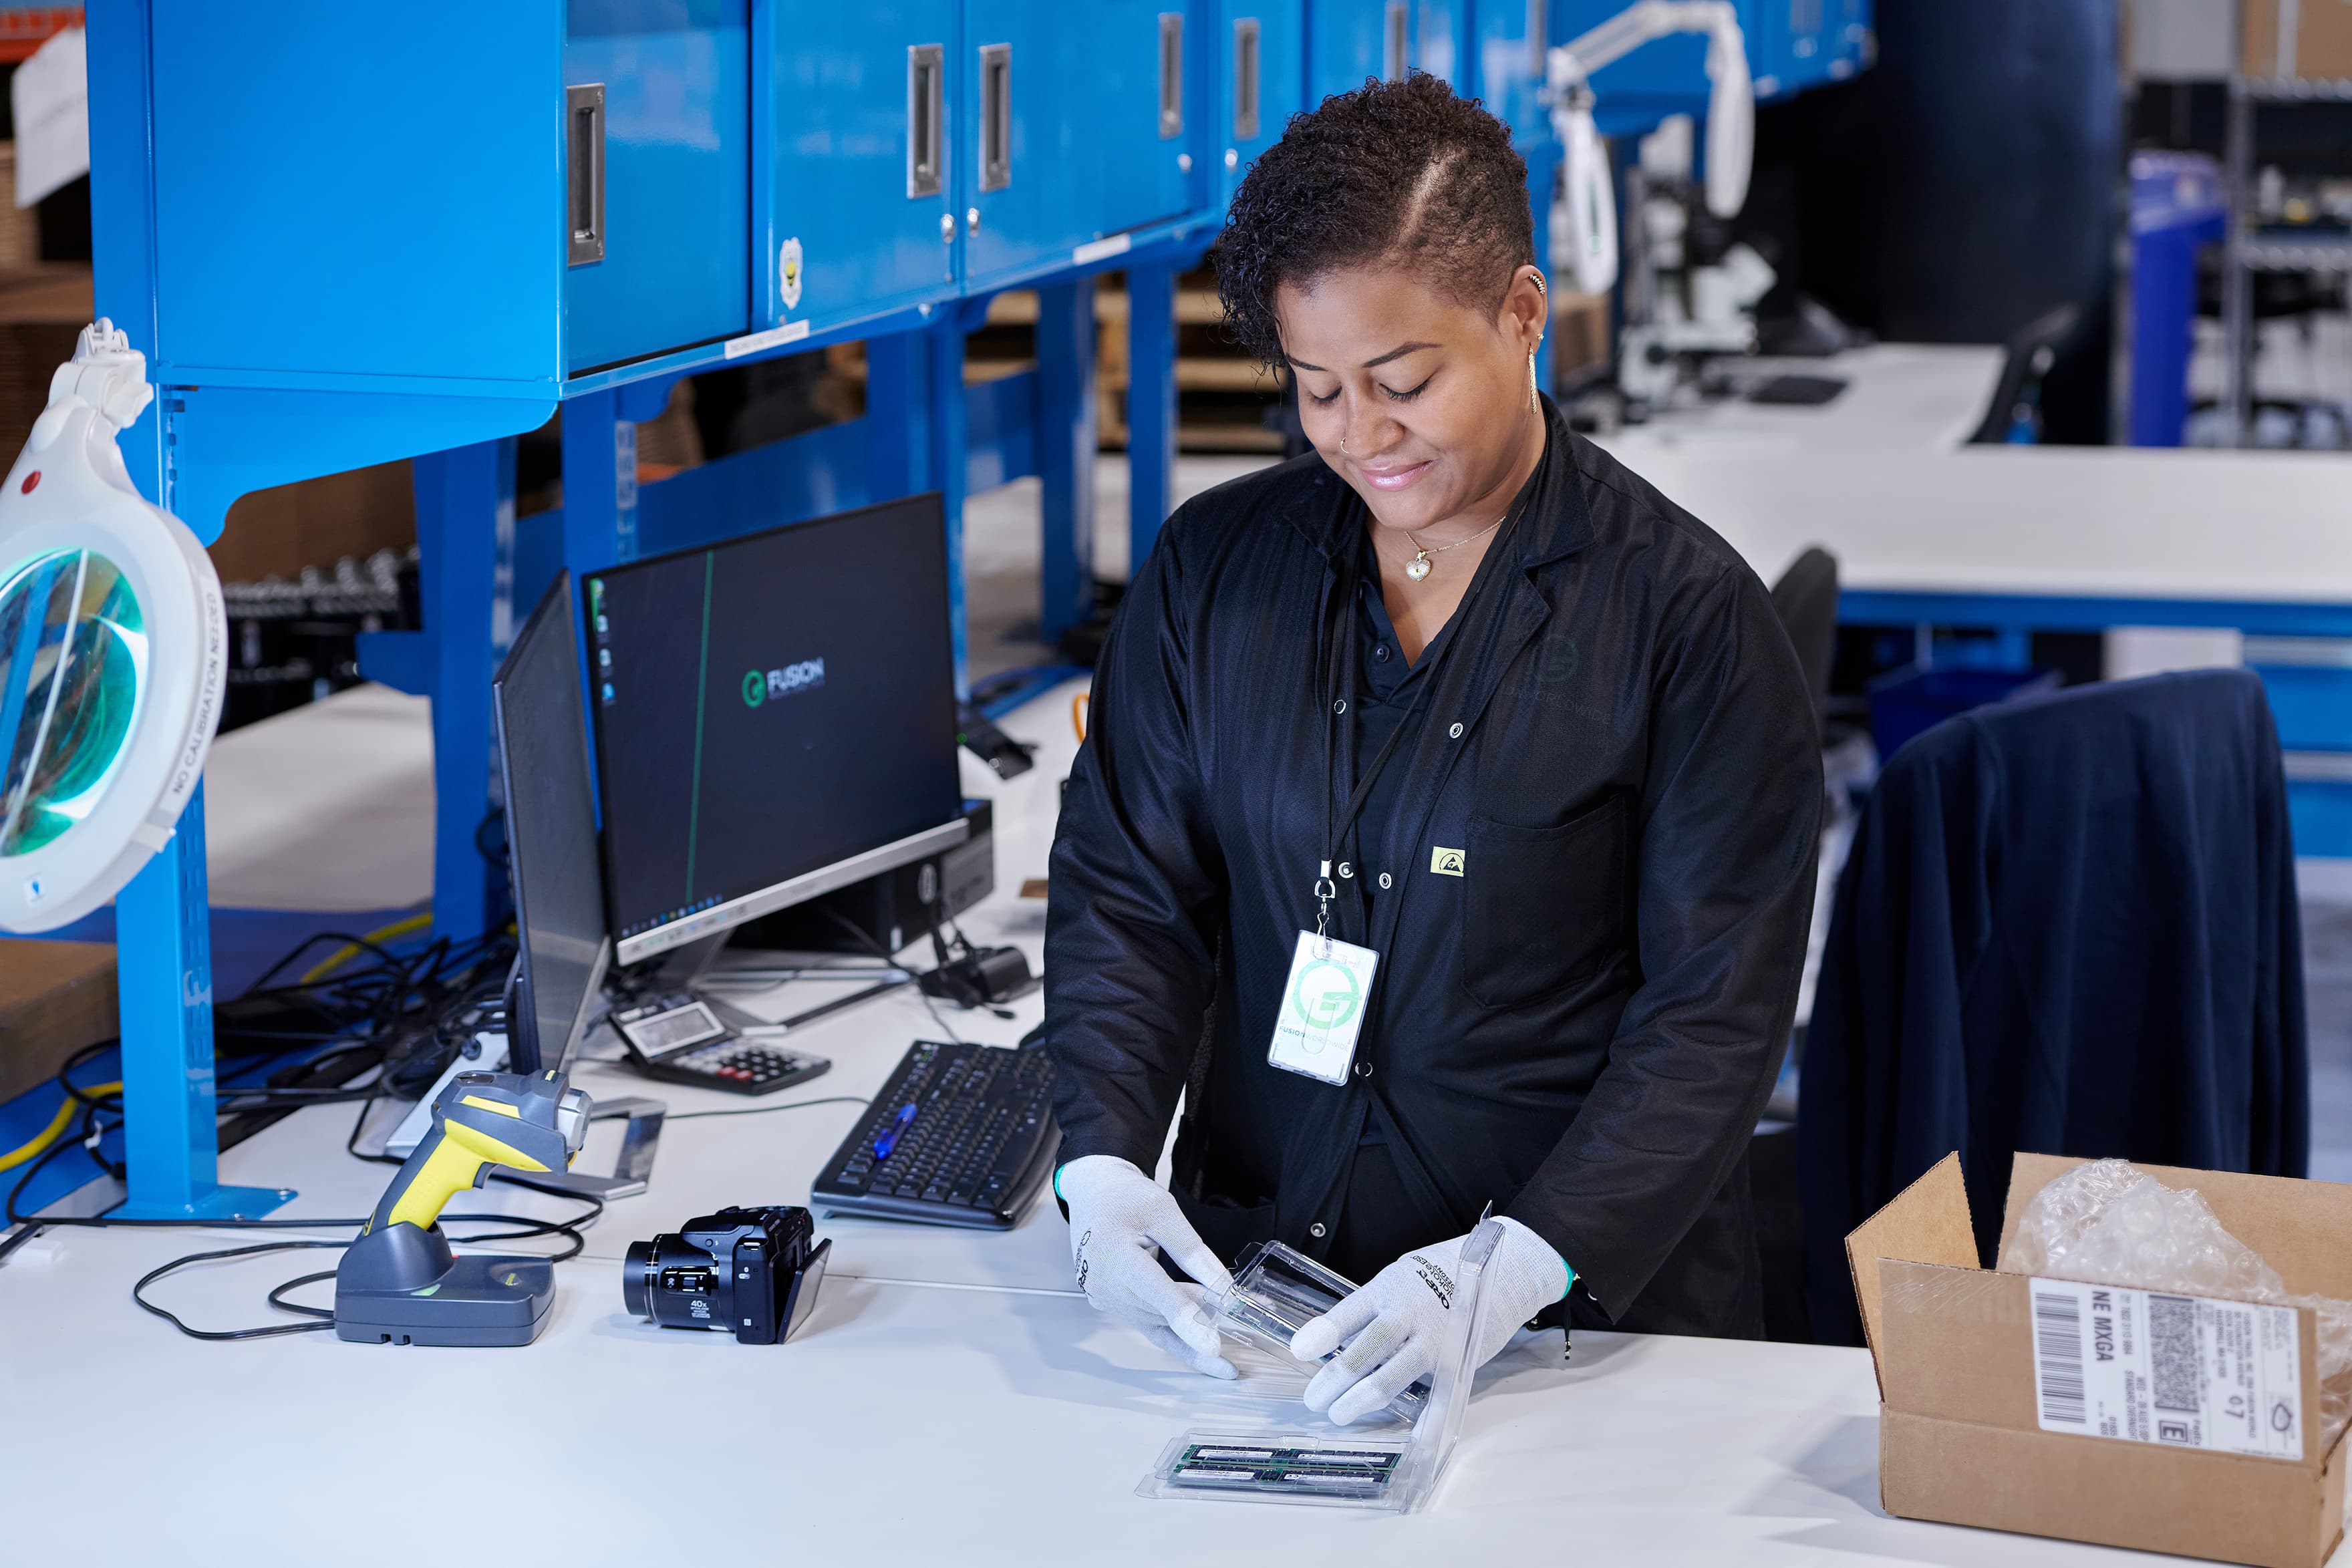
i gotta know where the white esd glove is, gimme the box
[1292,1216,1570,1426]
[1056,1154,1237,1379]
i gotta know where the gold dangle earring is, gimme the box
[1527,347,1541,413]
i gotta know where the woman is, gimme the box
[1042,75,1821,1425]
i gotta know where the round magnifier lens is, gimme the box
[0,547,146,860]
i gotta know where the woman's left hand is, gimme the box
[1291,1217,1571,1425]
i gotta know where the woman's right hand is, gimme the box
[1055,1154,1237,1378]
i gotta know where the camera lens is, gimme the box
[623,1239,656,1317]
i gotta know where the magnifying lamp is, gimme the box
[0,319,225,933]
[1549,0,1757,295]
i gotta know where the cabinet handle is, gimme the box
[567,82,605,266]
[1232,18,1259,142]
[1384,2,1407,80]
[1159,13,1184,139]
[907,43,943,198]
[979,43,1011,192]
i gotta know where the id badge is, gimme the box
[1268,931,1380,1086]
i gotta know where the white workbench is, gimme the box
[0,681,2252,1568]
[1591,343,2006,461]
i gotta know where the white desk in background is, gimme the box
[0,681,2243,1568]
[1590,343,2007,461]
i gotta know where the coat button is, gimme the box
[1448,722,1465,739]
[1355,1062,1373,1078]
[1309,1223,1327,1239]
[1373,643,1390,662]
[1378,872,1392,889]
[1337,862,1353,878]
[1334,699,1347,715]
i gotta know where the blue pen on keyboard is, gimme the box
[872,1102,918,1161]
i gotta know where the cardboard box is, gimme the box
[2243,0,2352,82]
[0,940,116,1107]
[1848,1152,2351,1568]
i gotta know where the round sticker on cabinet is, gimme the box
[779,237,804,311]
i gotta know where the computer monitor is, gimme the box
[585,493,967,969]
[492,571,613,1074]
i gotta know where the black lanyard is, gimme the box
[1310,518,1508,939]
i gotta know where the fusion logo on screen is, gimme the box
[740,657,827,708]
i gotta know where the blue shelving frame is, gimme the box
[42,0,1848,1224]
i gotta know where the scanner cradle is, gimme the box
[334,1067,589,1347]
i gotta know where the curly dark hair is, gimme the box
[1216,73,1533,368]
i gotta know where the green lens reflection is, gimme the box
[0,550,147,858]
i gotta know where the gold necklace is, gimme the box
[1401,515,1505,581]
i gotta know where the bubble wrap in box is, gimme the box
[2000,1158,2352,1449]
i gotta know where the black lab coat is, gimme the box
[1042,403,1823,1334]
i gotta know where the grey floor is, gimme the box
[2305,901,2352,1183]
[962,452,2352,1186]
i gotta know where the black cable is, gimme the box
[819,905,968,1044]
[267,1269,337,1319]
[667,1095,872,1122]
[0,1221,41,1267]
[132,1239,346,1340]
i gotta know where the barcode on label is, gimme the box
[2148,1293,2200,1414]
[2034,1287,2088,1426]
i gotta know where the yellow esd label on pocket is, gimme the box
[1430,846,1466,877]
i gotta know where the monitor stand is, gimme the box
[608,931,915,1048]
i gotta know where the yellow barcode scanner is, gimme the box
[334,1069,591,1346]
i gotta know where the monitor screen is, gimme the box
[491,571,612,1074]
[586,494,963,965]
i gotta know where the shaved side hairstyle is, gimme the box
[1215,73,1536,369]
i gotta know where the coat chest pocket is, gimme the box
[1459,796,1631,1009]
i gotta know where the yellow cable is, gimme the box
[298,910,434,985]
[0,1080,123,1172]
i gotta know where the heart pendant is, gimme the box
[1405,556,1431,581]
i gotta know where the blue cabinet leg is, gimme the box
[112,786,292,1219]
[1036,279,1098,647]
[412,442,511,945]
[931,323,971,696]
[561,387,639,575]
[1125,262,1179,573]
[865,322,968,691]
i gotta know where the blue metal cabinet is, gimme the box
[563,0,753,373]
[964,1,1195,289]
[1310,0,1406,105]
[1221,2,1305,208]
[147,3,563,393]
[764,3,964,334]
[1467,0,1550,142]
[1412,0,1461,84]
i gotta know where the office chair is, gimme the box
[1796,669,2308,1346]
[1966,303,2080,445]
[1768,547,1839,734]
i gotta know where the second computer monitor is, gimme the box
[587,494,966,967]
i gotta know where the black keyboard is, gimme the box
[812,1040,1058,1230]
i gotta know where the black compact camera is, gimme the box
[623,1205,831,1344]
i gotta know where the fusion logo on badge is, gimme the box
[741,657,826,708]
[1292,959,1363,1032]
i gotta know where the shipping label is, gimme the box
[2028,1277,2304,1461]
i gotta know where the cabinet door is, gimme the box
[767,3,962,332]
[1221,2,1305,212]
[1412,0,1460,84]
[1310,0,1405,104]
[563,0,752,373]
[964,0,1191,288]
[149,1,563,389]
[1473,0,1552,144]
